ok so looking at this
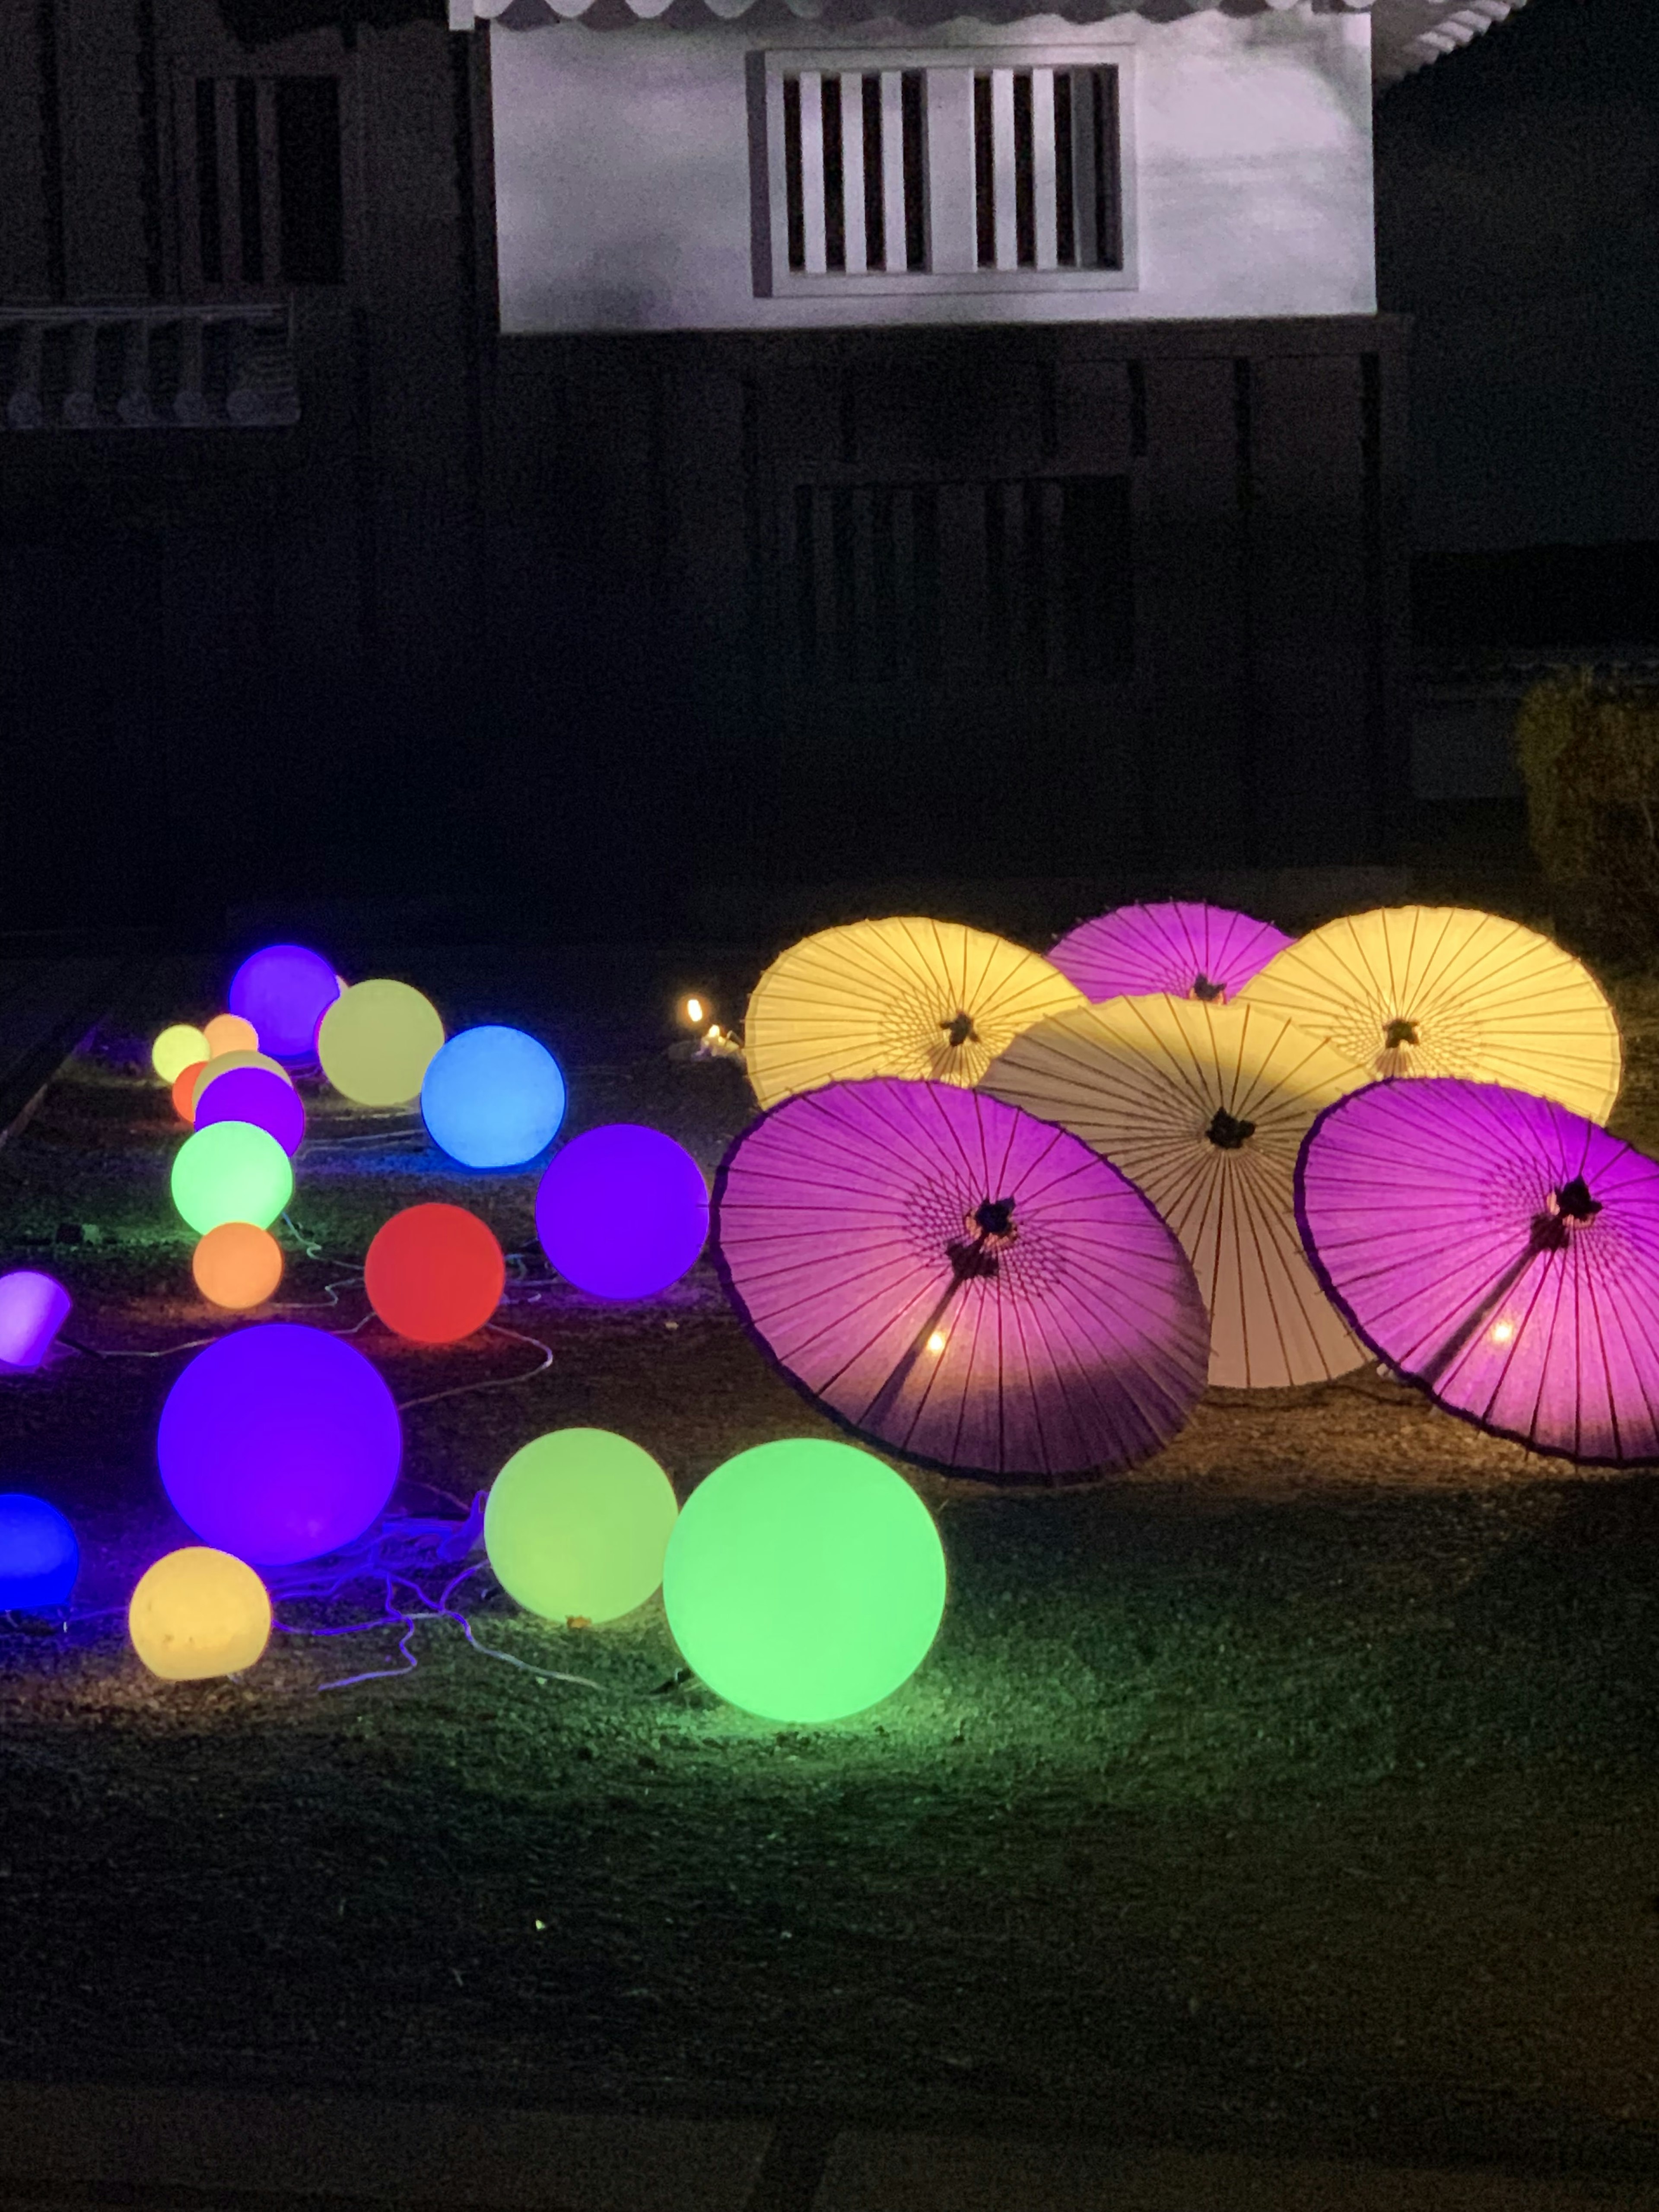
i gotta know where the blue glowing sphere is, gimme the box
[536,1124,708,1300]
[422,1025,567,1170]
[157,1322,401,1566]
[0,1493,79,1610]
[228,944,341,1063]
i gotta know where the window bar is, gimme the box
[234,78,264,284]
[1052,71,1076,268]
[256,77,282,285]
[820,74,845,272]
[972,74,994,270]
[839,72,867,274]
[1030,67,1057,271]
[215,79,239,278]
[1070,65,1098,272]
[782,75,806,273]
[194,78,224,286]
[992,68,1018,270]
[798,70,827,276]
[1093,66,1122,270]
[861,75,885,272]
[899,70,927,271]
[1012,71,1036,267]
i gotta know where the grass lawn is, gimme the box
[4,950,1659,2176]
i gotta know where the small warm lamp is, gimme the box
[203,1013,260,1058]
[318,980,445,1107]
[0,1494,79,1608]
[192,1222,284,1311]
[191,1051,292,1112]
[171,1122,293,1235]
[535,1125,708,1299]
[661,1438,947,1722]
[420,1026,567,1169]
[172,1062,207,1122]
[484,1429,678,1623]
[681,995,710,1030]
[228,944,341,1062]
[152,1024,210,1084]
[158,1322,401,1565]
[195,1067,305,1157]
[0,1271,73,1370]
[364,1204,505,1343]
[128,1547,271,1680]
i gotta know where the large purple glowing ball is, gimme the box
[0,1271,72,1371]
[194,1066,306,1157]
[536,1125,708,1300]
[157,1322,401,1566]
[228,944,341,1063]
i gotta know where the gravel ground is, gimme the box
[3,950,1659,2176]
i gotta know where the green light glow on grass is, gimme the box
[661,1438,947,1723]
[485,1428,679,1624]
[170,1121,293,1235]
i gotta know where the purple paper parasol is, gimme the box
[1297,1077,1659,1465]
[1049,902,1292,1006]
[713,1078,1210,1484]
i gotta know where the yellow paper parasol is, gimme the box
[981,994,1372,1388]
[1236,906,1621,1122]
[743,918,1087,1110]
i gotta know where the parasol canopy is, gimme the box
[1049,901,1292,1006]
[742,918,1086,1111]
[1236,905,1622,1122]
[712,1077,1209,1484]
[1297,1077,1659,1465]
[982,994,1370,1388]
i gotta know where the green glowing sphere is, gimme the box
[661,1439,947,1722]
[170,1121,293,1235]
[484,1429,678,1624]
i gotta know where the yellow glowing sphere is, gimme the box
[192,1050,293,1111]
[128,1546,272,1681]
[152,1024,211,1084]
[318,979,445,1107]
[203,1013,260,1058]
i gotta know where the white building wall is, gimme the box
[492,4,1376,333]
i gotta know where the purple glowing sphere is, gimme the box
[228,944,341,1062]
[157,1322,402,1565]
[536,1124,708,1300]
[0,1270,72,1371]
[194,1067,306,1157]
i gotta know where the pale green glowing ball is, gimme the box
[484,1429,678,1624]
[170,1121,293,1235]
[661,1439,947,1723]
[318,979,444,1107]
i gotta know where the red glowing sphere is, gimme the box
[363,1203,505,1345]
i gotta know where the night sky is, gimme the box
[1375,0,1659,554]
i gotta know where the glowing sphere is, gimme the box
[0,1270,72,1370]
[128,1547,271,1680]
[172,1061,207,1122]
[203,1013,259,1058]
[170,1122,293,1235]
[158,1322,401,1565]
[485,1429,678,1624]
[318,979,445,1107]
[192,1222,284,1311]
[196,1067,305,1157]
[421,1026,567,1169]
[192,1051,292,1111]
[0,1494,79,1609]
[364,1203,504,1344]
[661,1439,946,1722]
[152,1024,210,1084]
[535,1125,707,1300]
[228,944,341,1062]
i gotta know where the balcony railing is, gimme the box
[0,304,299,432]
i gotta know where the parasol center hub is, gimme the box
[973,1197,1016,1240]
[1191,973,1224,1003]
[942,1011,979,1050]
[1205,1108,1256,1151]
[1384,1017,1419,1051]
[1554,1175,1602,1225]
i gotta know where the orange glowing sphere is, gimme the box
[172,1061,208,1122]
[203,1013,259,1058]
[192,1222,285,1311]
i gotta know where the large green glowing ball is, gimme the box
[485,1429,678,1624]
[661,1439,947,1723]
[170,1121,293,1234]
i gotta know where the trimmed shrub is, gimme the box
[1515,673,1659,963]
